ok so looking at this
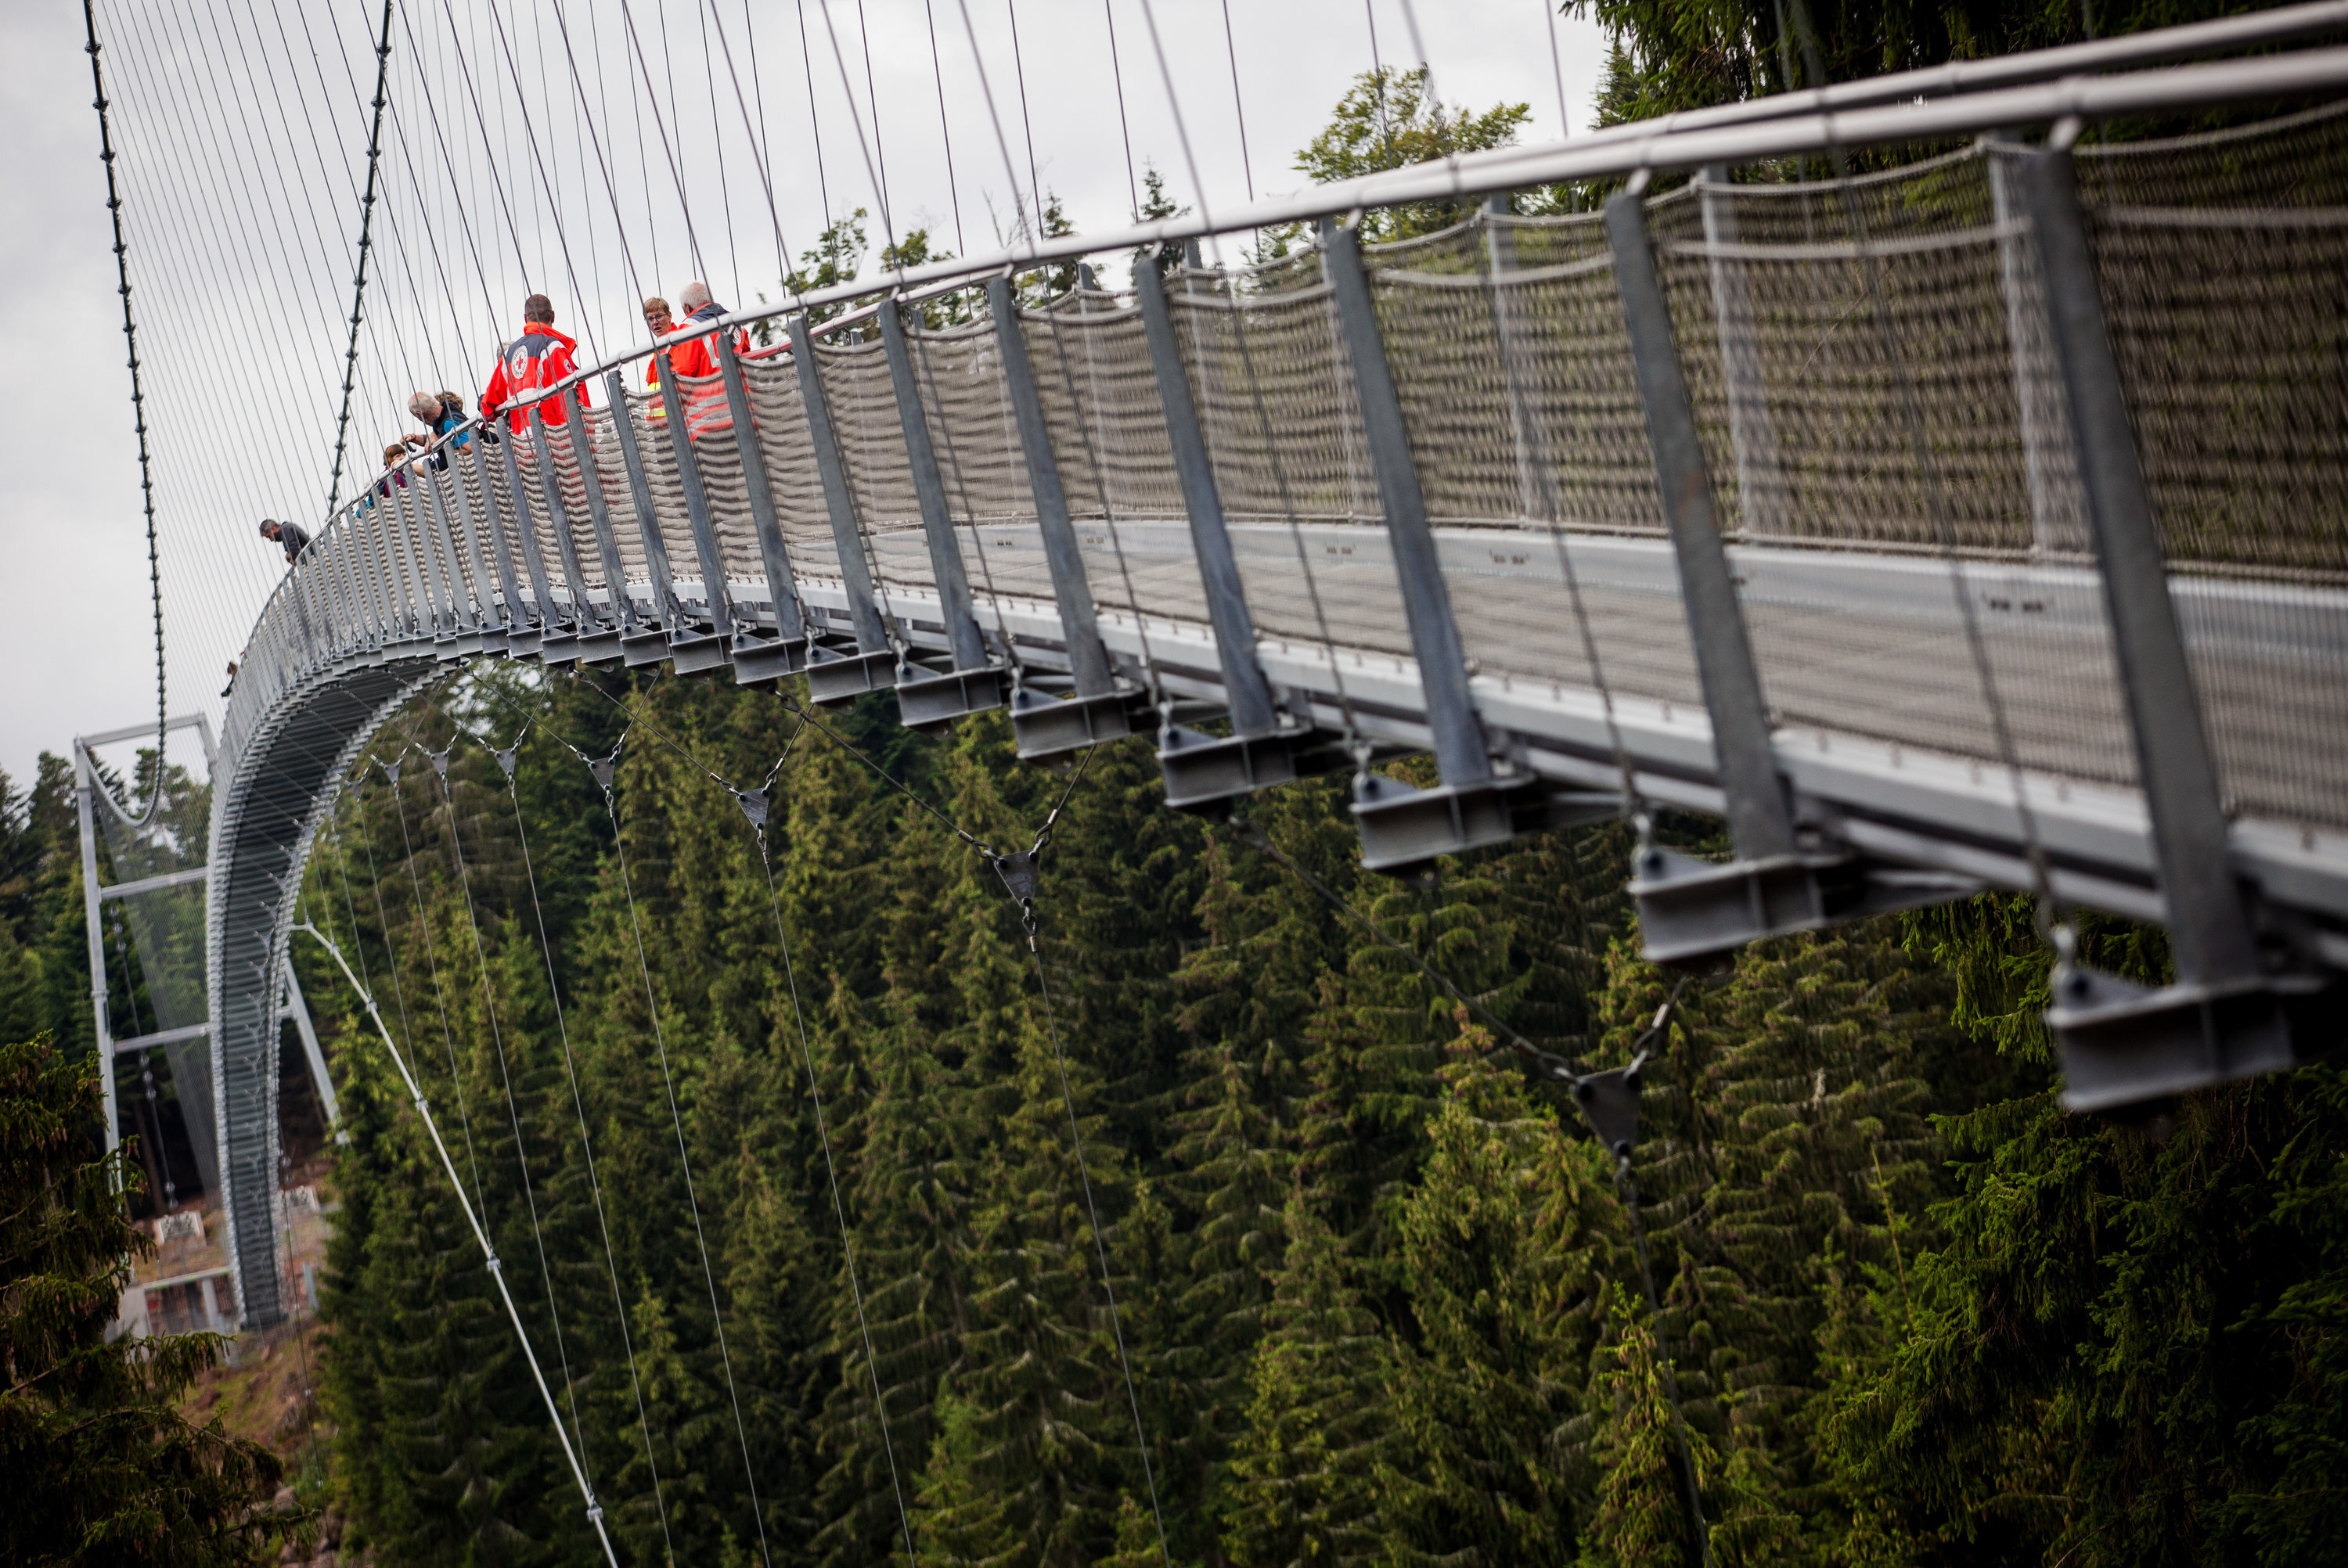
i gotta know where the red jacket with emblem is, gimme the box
[481,324,589,433]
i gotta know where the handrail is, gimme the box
[397,37,2348,464]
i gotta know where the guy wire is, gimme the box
[407,716,596,1492]
[470,696,676,1560]
[998,757,1171,1565]
[592,732,777,1568]
[743,719,922,1566]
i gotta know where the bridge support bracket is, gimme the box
[730,634,810,688]
[2050,966,2332,1116]
[1351,771,1555,876]
[1630,843,1981,968]
[621,627,672,667]
[1012,686,1147,762]
[896,665,1009,732]
[667,630,733,677]
[573,629,625,666]
[807,646,901,707]
[535,631,582,667]
[1158,724,1348,815]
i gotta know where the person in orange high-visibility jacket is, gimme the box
[481,293,589,434]
[645,282,748,428]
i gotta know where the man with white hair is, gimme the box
[405,390,470,466]
[661,280,747,383]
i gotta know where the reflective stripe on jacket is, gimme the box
[481,324,589,433]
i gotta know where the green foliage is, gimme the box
[1569,0,2266,124]
[290,667,2347,1568]
[0,1034,291,1566]
[1295,67,1531,243]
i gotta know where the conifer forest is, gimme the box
[6,0,2346,1561]
[13,664,2335,1566]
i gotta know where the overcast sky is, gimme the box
[0,0,1610,795]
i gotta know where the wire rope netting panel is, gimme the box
[541,419,611,598]
[476,436,537,623]
[420,466,481,614]
[815,336,934,604]
[905,321,1054,620]
[456,445,510,622]
[1019,293,1208,633]
[1648,153,2140,790]
[672,367,767,595]
[2074,102,2348,833]
[506,440,572,617]
[371,481,429,636]
[579,407,650,587]
[1370,218,1698,707]
[1169,265,1419,666]
[744,351,844,586]
[618,389,708,599]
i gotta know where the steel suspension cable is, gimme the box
[620,0,715,292]
[1133,0,1367,745]
[700,0,805,300]
[952,0,1032,239]
[693,0,747,304]
[380,752,491,1209]
[97,0,349,546]
[479,714,675,1560]
[924,0,967,254]
[995,757,1172,1566]
[1220,0,1256,203]
[1003,0,1046,229]
[481,0,607,361]
[323,0,397,516]
[793,0,836,237]
[546,0,653,312]
[1103,0,1141,220]
[80,0,167,824]
[435,0,540,296]
[816,0,901,254]
[853,0,897,243]
[1540,0,1571,135]
[1781,0,2071,937]
[398,1,508,350]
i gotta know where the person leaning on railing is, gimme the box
[258,518,309,566]
[405,390,472,466]
[376,444,412,500]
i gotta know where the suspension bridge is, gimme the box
[59,1,2348,1557]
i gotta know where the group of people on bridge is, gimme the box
[255,282,751,574]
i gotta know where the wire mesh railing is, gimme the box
[222,69,2348,853]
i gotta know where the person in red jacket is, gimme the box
[481,293,589,433]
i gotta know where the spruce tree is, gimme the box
[1,1033,291,1566]
[1378,1031,1621,1564]
[1220,1189,1389,1567]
